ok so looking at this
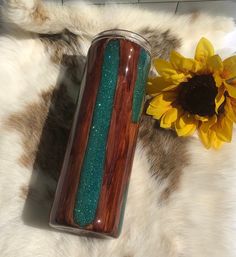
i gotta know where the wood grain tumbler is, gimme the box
[50,29,151,238]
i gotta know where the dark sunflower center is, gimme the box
[178,74,217,116]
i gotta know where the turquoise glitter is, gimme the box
[132,49,151,123]
[73,40,120,227]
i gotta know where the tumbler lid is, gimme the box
[92,29,151,55]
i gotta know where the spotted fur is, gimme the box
[0,1,236,257]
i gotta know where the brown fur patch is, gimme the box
[138,115,190,201]
[32,2,49,24]
[190,12,201,23]
[138,28,181,58]
[20,185,29,200]
[137,29,185,199]
[5,84,77,179]
[39,30,83,65]
[6,90,53,168]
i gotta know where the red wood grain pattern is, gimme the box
[50,39,107,227]
[50,37,147,238]
[92,40,141,237]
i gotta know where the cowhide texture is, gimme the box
[0,0,236,256]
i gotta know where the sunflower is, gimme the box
[147,38,236,149]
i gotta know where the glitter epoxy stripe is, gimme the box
[132,49,151,123]
[73,40,120,227]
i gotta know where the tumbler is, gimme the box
[50,29,151,238]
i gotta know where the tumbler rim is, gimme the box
[92,29,151,55]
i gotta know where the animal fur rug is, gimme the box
[0,0,236,256]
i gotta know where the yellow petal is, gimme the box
[198,127,211,149]
[168,73,187,83]
[213,72,223,87]
[195,38,214,63]
[200,115,217,133]
[176,122,197,137]
[194,115,209,122]
[199,116,217,148]
[215,86,225,113]
[222,55,236,80]
[175,114,198,137]
[146,77,178,95]
[214,115,233,142]
[213,140,223,150]
[153,58,187,83]
[207,55,223,73]
[197,113,229,149]
[147,104,171,120]
[225,82,236,98]
[149,92,176,108]
[147,92,176,119]
[160,108,178,128]
[170,51,198,73]
[226,77,236,85]
[153,59,175,75]
[225,97,236,122]
[210,131,224,149]
[199,127,224,150]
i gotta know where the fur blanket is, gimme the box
[1,1,236,256]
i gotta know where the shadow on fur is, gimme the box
[21,54,84,231]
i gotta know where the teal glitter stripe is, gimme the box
[132,49,151,123]
[73,40,120,227]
